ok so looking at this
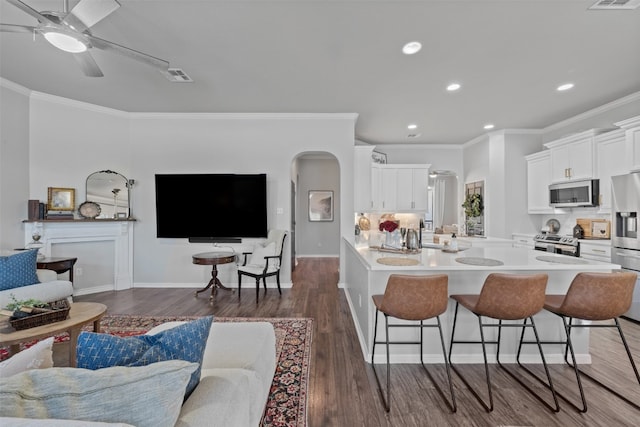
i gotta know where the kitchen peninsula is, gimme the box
[344,239,621,366]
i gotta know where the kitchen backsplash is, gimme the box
[541,208,611,237]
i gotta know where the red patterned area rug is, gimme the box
[1,315,313,427]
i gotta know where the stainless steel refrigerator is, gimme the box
[611,172,640,323]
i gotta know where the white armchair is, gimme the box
[237,230,287,302]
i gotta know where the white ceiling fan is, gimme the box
[0,0,169,77]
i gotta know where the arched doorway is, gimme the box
[290,152,340,271]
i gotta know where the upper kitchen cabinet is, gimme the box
[525,151,554,214]
[354,146,376,212]
[615,115,640,172]
[353,146,430,213]
[396,166,430,211]
[595,129,626,213]
[544,129,609,183]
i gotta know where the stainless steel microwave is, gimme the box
[549,179,599,208]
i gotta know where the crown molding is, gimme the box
[543,91,640,133]
[29,90,129,118]
[0,77,31,96]
[130,112,359,122]
[373,143,462,151]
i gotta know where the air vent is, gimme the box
[589,0,640,9]
[162,68,193,83]
[407,133,422,138]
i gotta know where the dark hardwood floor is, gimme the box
[73,258,640,426]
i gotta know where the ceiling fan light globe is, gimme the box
[43,31,87,53]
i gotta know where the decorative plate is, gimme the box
[78,201,101,219]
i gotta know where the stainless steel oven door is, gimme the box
[556,244,578,257]
[534,242,555,252]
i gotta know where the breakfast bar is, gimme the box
[344,239,621,365]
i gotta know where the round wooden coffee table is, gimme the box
[193,251,237,301]
[0,302,106,367]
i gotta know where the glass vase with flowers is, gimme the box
[379,220,401,248]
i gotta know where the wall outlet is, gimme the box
[75,267,83,277]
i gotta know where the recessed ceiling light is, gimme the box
[557,83,575,91]
[484,124,495,130]
[446,83,461,92]
[402,41,422,55]
[407,124,418,130]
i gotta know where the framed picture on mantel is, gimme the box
[47,187,75,211]
[308,190,334,222]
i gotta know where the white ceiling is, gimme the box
[1,0,639,145]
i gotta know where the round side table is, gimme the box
[192,252,237,301]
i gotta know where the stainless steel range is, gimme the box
[534,234,580,257]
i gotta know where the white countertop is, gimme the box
[348,240,620,272]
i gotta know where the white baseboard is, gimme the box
[73,284,114,296]
[133,282,293,289]
[295,254,339,258]
[343,289,369,361]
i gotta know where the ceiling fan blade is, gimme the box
[64,0,120,33]
[6,0,57,26]
[73,51,104,77]
[88,35,169,71]
[0,23,36,33]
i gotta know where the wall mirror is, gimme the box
[85,170,131,219]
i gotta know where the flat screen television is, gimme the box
[155,173,267,242]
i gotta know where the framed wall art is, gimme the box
[308,190,334,222]
[47,187,75,211]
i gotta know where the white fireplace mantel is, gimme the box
[24,220,134,291]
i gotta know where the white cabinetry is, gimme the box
[544,129,607,183]
[525,151,554,214]
[596,129,627,213]
[354,146,375,212]
[579,240,611,263]
[512,233,535,249]
[376,165,430,212]
[379,167,397,210]
[353,147,430,213]
[615,115,640,172]
[396,167,429,211]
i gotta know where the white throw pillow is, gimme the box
[0,337,54,378]
[248,242,276,267]
[0,360,197,427]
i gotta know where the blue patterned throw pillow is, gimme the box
[76,316,213,397]
[0,249,40,292]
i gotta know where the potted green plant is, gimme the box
[462,193,484,218]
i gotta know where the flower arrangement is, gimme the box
[462,193,484,218]
[379,220,399,232]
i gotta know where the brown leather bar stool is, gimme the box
[448,273,559,413]
[519,271,639,412]
[370,274,456,413]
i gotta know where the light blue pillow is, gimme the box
[0,249,40,292]
[76,316,213,397]
[0,360,197,427]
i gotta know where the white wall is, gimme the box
[0,82,30,251]
[16,88,356,287]
[127,113,354,286]
[463,130,542,238]
[542,94,640,143]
